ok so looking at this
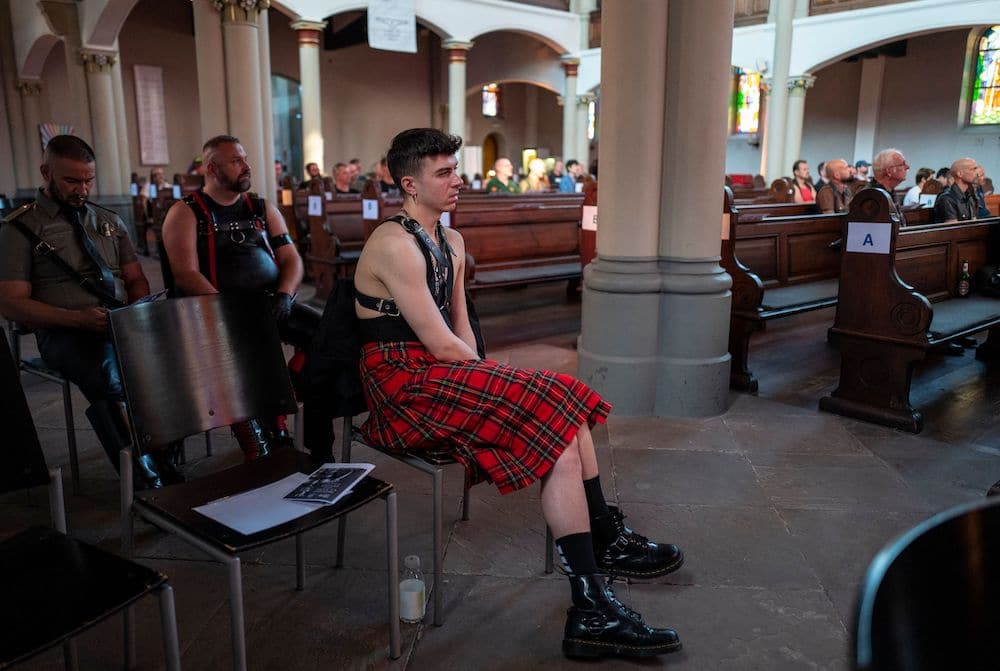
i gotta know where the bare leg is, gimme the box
[576,423,599,480]
[541,436,590,538]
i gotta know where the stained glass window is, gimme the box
[482,83,500,118]
[971,26,1000,125]
[732,68,761,134]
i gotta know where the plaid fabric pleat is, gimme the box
[359,341,612,494]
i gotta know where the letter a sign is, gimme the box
[846,222,891,254]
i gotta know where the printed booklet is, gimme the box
[283,463,375,505]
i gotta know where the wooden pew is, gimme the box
[733,178,795,205]
[722,187,843,391]
[819,188,1000,433]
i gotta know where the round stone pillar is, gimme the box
[18,80,44,177]
[111,56,132,192]
[575,92,594,168]
[81,50,122,196]
[193,0,229,140]
[578,1,669,414]
[1,0,31,191]
[219,0,267,195]
[443,40,473,172]
[783,75,816,173]
[762,0,793,180]
[655,0,735,417]
[258,7,276,198]
[561,57,579,162]
[293,19,327,180]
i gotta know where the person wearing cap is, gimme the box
[855,159,872,182]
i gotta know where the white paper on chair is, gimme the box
[193,473,320,535]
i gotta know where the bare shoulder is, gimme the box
[163,199,195,224]
[442,226,465,251]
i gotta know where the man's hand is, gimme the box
[75,307,110,332]
[271,292,293,321]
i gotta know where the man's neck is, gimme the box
[830,179,844,191]
[955,181,970,193]
[401,198,442,235]
[203,182,241,205]
[498,175,509,185]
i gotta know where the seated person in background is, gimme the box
[790,160,815,203]
[902,167,934,207]
[302,162,324,189]
[485,157,520,194]
[559,159,584,193]
[934,158,981,223]
[374,157,399,195]
[936,167,951,188]
[813,161,828,192]
[140,167,172,199]
[520,157,551,193]
[349,158,367,191]
[867,148,909,216]
[983,176,995,197]
[816,158,854,213]
[355,127,685,660]
[975,164,991,218]
[854,159,871,183]
[333,162,359,194]
[549,159,565,186]
[162,134,304,460]
[0,135,175,489]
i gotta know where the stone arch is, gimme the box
[20,34,61,79]
[81,0,139,47]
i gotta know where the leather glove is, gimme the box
[271,292,293,321]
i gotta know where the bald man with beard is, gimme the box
[935,158,982,223]
[816,159,854,214]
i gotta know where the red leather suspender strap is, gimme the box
[189,191,218,289]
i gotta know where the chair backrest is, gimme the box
[109,293,297,448]
[920,179,943,195]
[0,329,50,495]
[854,497,1000,670]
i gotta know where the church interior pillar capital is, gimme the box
[291,19,326,45]
[787,74,817,92]
[442,40,474,62]
[213,0,270,25]
[17,79,43,96]
[561,56,580,77]
[79,49,118,74]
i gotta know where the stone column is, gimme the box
[560,57,579,162]
[853,56,885,166]
[0,0,31,191]
[655,0,734,416]
[0,76,15,194]
[293,19,326,182]
[192,0,228,141]
[762,0,793,179]
[111,55,132,192]
[578,1,669,413]
[575,92,594,167]
[80,50,122,195]
[443,40,473,172]
[525,85,538,148]
[18,80,44,182]
[757,77,773,177]
[219,0,267,193]
[258,7,276,198]
[782,74,816,174]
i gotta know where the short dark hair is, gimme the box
[566,159,579,169]
[915,167,933,184]
[936,167,950,179]
[792,159,808,173]
[387,128,462,186]
[202,134,240,154]
[44,135,95,164]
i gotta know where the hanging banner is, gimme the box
[368,0,417,53]
[133,65,170,165]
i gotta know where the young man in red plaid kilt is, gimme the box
[354,128,685,659]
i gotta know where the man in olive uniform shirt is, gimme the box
[485,157,520,194]
[0,135,171,487]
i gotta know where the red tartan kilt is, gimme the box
[359,341,612,494]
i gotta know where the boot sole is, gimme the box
[599,550,685,579]
[563,638,682,658]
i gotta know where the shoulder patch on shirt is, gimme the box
[2,202,36,224]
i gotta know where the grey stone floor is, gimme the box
[5,268,1000,670]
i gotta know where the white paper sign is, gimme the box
[919,193,937,207]
[280,189,293,206]
[368,0,417,53]
[171,185,181,200]
[440,211,451,227]
[149,184,157,198]
[362,199,379,220]
[472,180,482,190]
[721,213,731,241]
[846,222,891,254]
[575,182,585,193]
[307,195,323,216]
[130,183,138,197]
[325,191,333,201]
[582,205,598,231]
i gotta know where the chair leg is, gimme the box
[61,380,80,496]
[227,556,247,671]
[432,467,443,626]
[123,605,136,669]
[295,533,305,591]
[385,491,401,659]
[335,417,354,569]
[545,526,554,574]
[158,584,182,671]
[204,430,213,457]
[62,639,78,671]
[120,449,134,558]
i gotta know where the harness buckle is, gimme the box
[376,298,400,317]
[33,240,55,256]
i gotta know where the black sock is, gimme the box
[555,532,599,576]
[584,476,618,544]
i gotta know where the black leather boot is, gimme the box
[232,419,272,462]
[85,400,165,489]
[563,574,681,658]
[594,506,684,578]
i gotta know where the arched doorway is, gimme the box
[482,132,500,177]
